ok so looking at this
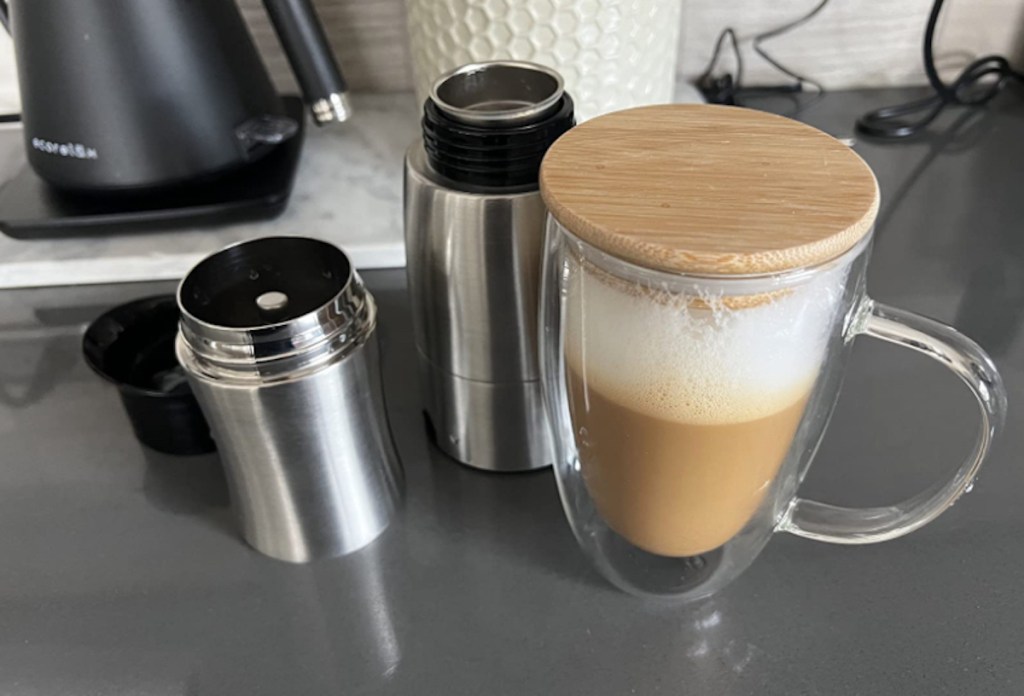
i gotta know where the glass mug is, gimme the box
[539,220,1006,600]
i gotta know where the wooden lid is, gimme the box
[540,104,879,275]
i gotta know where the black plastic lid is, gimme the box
[83,295,215,456]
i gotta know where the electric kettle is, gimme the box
[0,0,349,192]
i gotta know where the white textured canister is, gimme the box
[406,0,682,122]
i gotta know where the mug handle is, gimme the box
[778,300,1007,543]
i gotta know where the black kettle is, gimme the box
[0,0,349,192]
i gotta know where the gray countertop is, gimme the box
[0,89,1022,695]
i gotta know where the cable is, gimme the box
[856,0,1024,139]
[697,1,829,105]
[696,28,743,104]
[752,0,828,95]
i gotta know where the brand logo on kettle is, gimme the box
[31,137,98,160]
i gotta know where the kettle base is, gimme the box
[0,97,305,239]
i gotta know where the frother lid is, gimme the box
[83,295,215,455]
[540,104,880,275]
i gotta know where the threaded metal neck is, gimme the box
[176,237,375,383]
[430,61,565,127]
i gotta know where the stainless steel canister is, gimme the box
[404,61,574,472]
[176,237,402,562]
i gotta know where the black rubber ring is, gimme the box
[421,93,575,189]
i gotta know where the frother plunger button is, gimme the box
[256,291,289,313]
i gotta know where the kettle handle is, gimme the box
[262,0,350,124]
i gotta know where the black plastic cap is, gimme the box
[82,295,215,456]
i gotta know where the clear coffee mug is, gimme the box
[537,104,1007,600]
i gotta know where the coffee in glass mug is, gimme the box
[538,104,1006,599]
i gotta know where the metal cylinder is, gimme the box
[176,237,402,562]
[404,61,574,472]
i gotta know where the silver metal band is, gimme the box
[311,92,352,124]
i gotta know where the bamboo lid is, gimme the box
[540,104,879,275]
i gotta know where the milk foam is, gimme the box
[564,259,850,425]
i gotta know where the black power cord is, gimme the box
[697,0,829,105]
[856,0,1024,139]
[697,28,744,104]
[751,0,828,95]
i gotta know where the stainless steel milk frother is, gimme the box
[176,237,402,562]
[404,61,575,472]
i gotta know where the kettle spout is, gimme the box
[262,0,351,124]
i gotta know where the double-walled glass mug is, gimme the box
[538,104,1006,599]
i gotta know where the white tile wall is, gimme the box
[678,0,1024,90]
[0,0,1019,111]
[0,32,16,112]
